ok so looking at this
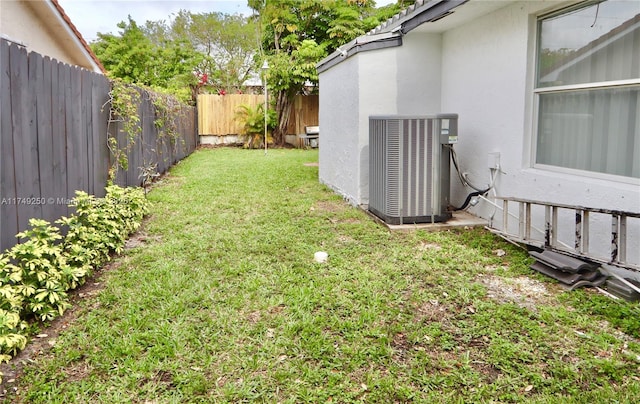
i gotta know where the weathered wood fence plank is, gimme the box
[37,54,56,222]
[12,43,41,233]
[52,59,69,217]
[92,74,111,198]
[66,64,86,200]
[0,39,197,252]
[0,39,18,249]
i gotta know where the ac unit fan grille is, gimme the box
[369,116,452,225]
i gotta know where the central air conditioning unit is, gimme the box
[368,114,458,225]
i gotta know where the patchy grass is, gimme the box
[4,148,640,403]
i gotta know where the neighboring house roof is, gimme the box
[0,0,104,73]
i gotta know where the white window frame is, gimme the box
[531,1,640,184]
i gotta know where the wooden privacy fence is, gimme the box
[198,93,318,139]
[0,39,197,252]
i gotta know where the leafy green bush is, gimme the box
[59,186,148,268]
[4,220,71,322]
[234,103,276,148]
[0,312,26,363]
[0,255,28,363]
[0,186,149,365]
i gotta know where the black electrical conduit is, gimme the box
[446,145,492,211]
[453,188,490,211]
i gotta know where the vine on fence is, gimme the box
[105,80,189,186]
[150,92,184,147]
[105,79,141,182]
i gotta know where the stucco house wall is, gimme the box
[440,1,639,264]
[319,55,363,204]
[0,0,103,73]
[319,32,442,205]
[318,0,640,268]
[440,1,537,216]
[441,1,639,211]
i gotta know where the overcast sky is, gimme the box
[59,0,397,43]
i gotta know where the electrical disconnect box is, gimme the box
[368,114,458,225]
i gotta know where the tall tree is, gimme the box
[168,10,259,93]
[91,16,203,102]
[250,0,402,146]
[92,12,259,102]
[91,17,157,85]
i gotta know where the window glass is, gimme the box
[536,86,639,178]
[537,0,640,87]
[535,0,640,179]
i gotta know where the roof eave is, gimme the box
[400,0,469,34]
[48,0,105,73]
[317,33,403,73]
[317,0,469,73]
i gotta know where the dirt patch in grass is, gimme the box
[63,360,92,383]
[473,360,502,383]
[414,299,451,322]
[124,231,162,250]
[476,274,554,310]
[246,310,262,324]
[391,332,411,362]
[313,200,347,213]
[417,242,443,251]
[337,235,355,244]
[140,370,175,389]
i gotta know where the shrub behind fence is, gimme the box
[0,39,197,251]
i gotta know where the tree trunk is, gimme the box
[273,90,293,146]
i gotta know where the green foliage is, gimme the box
[267,40,325,95]
[106,80,141,182]
[150,92,184,145]
[169,10,258,93]
[234,103,277,148]
[0,186,149,365]
[0,318,27,363]
[0,256,28,364]
[325,4,367,49]
[92,12,258,101]
[91,17,155,84]
[5,220,71,322]
[252,0,403,145]
[58,187,148,269]
[108,79,141,144]
[91,16,202,98]
[105,80,189,185]
[102,185,149,236]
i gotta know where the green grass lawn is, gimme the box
[6,148,640,403]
